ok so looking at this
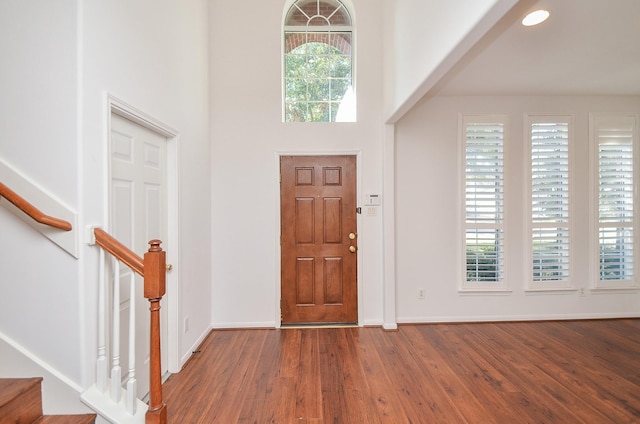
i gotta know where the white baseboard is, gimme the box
[396,312,640,324]
[0,332,92,415]
[211,321,277,329]
[179,325,214,369]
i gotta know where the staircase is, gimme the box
[0,378,96,424]
[2,181,168,423]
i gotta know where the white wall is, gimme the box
[209,0,385,327]
[0,338,94,415]
[80,0,212,376]
[0,0,83,383]
[396,95,640,322]
[1,0,212,394]
[386,0,517,121]
[8,0,636,405]
[0,0,78,203]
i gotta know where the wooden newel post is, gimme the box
[144,240,167,424]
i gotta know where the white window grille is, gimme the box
[283,0,354,122]
[527,116,572,289]
[462,115,506,290]
[592,114,639,289]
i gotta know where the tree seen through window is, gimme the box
[284,0,354,122]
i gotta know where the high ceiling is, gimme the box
[430,0,640,96]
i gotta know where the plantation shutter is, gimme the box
[464,118,504,285]
[596,116,636,282]
[530,120,570,283]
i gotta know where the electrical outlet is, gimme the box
[579,288,585,296]
[184,316,190,333]
[418,288,425,299]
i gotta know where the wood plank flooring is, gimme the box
[162,319,640,423]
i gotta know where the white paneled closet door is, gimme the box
[110,112,168,399]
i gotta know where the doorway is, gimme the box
[109,111,170,397]
[280,155,358,324]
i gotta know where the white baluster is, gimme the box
[125,271,137,415]
[110,260,122,403]
[96,249,108,393]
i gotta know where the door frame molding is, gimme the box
[274,150,363,328]
[105,93,181,373]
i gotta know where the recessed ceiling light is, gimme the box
[522,9,550,26]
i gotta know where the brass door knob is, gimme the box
[349,232,357,240]
[349,245,357,253]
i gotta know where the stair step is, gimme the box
[0,378,97,424]
[33,414,97,424]
[0,377,43,423]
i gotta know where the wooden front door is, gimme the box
[280,155,358,324]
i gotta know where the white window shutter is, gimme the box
[463,117,506,289]
[595,115,637,286]
[529,120,571,285]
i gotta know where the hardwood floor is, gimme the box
[162,319,640,423]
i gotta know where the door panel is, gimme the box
[110,113,168,398]
[280,155,357,324]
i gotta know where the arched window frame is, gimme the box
[282,0,355,122]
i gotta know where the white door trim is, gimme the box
[105,93,181,373]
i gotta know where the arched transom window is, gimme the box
[283,0,354,122]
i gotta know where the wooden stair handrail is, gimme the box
[93,228,144,276]
[93,227,167,424]
[0,182,72,231]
